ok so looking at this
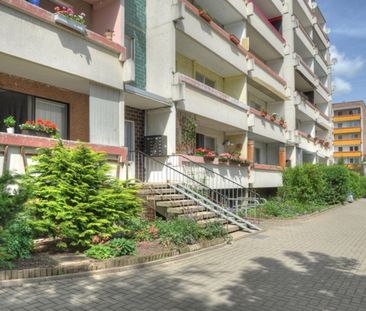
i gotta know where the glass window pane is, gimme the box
[35,98,67,138]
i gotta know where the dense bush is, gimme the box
[25,142,142,249]
[279,164,325,205]
[0,172,29,227]
[85,238,136,260]
[263,164,366,218]
[0,216,33,269]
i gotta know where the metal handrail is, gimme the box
[175,153,266,203]
[137,151,232,209]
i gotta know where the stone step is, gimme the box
[197,218,227,227]
[146,194,186,201]
[178,211,217,220]
[139,182,175,189]
[225,224,241,233]
[166,205,206,215]
[156,199,196,208]
[138,188,177,196]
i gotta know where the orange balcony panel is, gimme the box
[333,114,361,122]
[333,139,362,146]
[333,151,362,158]
[333,127,361,134]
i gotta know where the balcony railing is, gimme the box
[179,0,287,87]
[249,107,287,129]
[298,56,317,79]
[247,0,286,44]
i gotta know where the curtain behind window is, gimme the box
[35,98,67,138]
[0,89,29,133]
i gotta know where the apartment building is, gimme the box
[0,0,132,177]
[140,0,332,189]
[333,101,366,164]
[0,0,333,191]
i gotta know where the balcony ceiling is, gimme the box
[253,0,281,18]
[295,70,314,92]
[176,31,241,77]
[247,132,281,144]
[193,0,243,25]
[296,106,314,122]
[314,88,328,104]
[248,77,284,102]
[195,115,245,134]
[247,25,282,61]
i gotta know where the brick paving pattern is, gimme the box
[1,200,366,311]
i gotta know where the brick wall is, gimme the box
[0,73,89,142]
[125,0,146,90]
[125,105,145,152]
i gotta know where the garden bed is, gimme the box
[0,238,227,282]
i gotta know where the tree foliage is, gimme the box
[25,142,142,248]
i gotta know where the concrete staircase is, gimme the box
[138,183,241,233]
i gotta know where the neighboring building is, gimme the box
[332,101,366,164]
[0,0,333,191]
[0,0,130,177]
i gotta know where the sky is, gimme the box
[317,0,366,103]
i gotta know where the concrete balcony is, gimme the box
[317,81,331,101]
[315,52,329,75]
[0,0,125,92]
[294,92,317,121]
[334,139,362,146]
[314,22,330,48]
[173,73,249,132]
[246,0,286,56]
[294,54,317,87]
[293,17,315,55]
[333,115,361,122]
[333,127,362,135]
[296,130,318,153]
[334,151,362,158]
[251,164,283,188]
[0,133,127,177]
[175,0,248,76]
[316,111,331,129]
[317,143,332,159]
[247,57,287,100]
[247,108,287,143]
[294,0,315,27]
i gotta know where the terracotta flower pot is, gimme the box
[199,10,212,23]
[229,34,240,45]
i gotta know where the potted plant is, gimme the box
[260,109,268,117]
[19,119,58,137]
[104,29,114,41]
[198,9,212,23]
[54,6,87,34]
[195,147,208,156]
[3,116,16,134]
[203,151,216,162]
[279,117,285,126]
[240,159,251,167]
[270,113,277,122]
[218,152,232,164]
[229,34,240,45]
[307,133,312,139]
[324,142,330,148]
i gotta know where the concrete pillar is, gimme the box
[248,139,254,162]
[279,146,286,168]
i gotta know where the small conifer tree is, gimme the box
[25,142,141,248]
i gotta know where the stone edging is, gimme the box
[0,237,227,283]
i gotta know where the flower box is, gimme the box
[229,34,240,45]
[21,129,51,138]
[54,13,86,35]
[203,155,215,162]
[199,10,212,23]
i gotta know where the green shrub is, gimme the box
[85,238,136,259]
[155,218,201,246]
[200,223,226,240]
[321,165,350,204]
[279,164,325,205]
[25,142,142,248]
[0,172,29,227]
[348,171,362,199]
[360,177,366,198]
[0,215,33,269]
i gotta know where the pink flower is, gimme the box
[80,12,86,17]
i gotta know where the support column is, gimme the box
[279,146,286,168]
[248,139,254,162]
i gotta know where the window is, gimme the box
[0,88,68,138]
[195,72,216,88]
[350,146,354,151]
[355,146,359,151]
[338,147,343,152]
[350,158,354,164]
[125,120,135,160]
[337,123,343,128]
[255,148,261,164]
[338,135,343,140]
[196,133,216,151]
[124,35,135,60]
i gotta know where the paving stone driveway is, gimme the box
[1,200,366,311]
